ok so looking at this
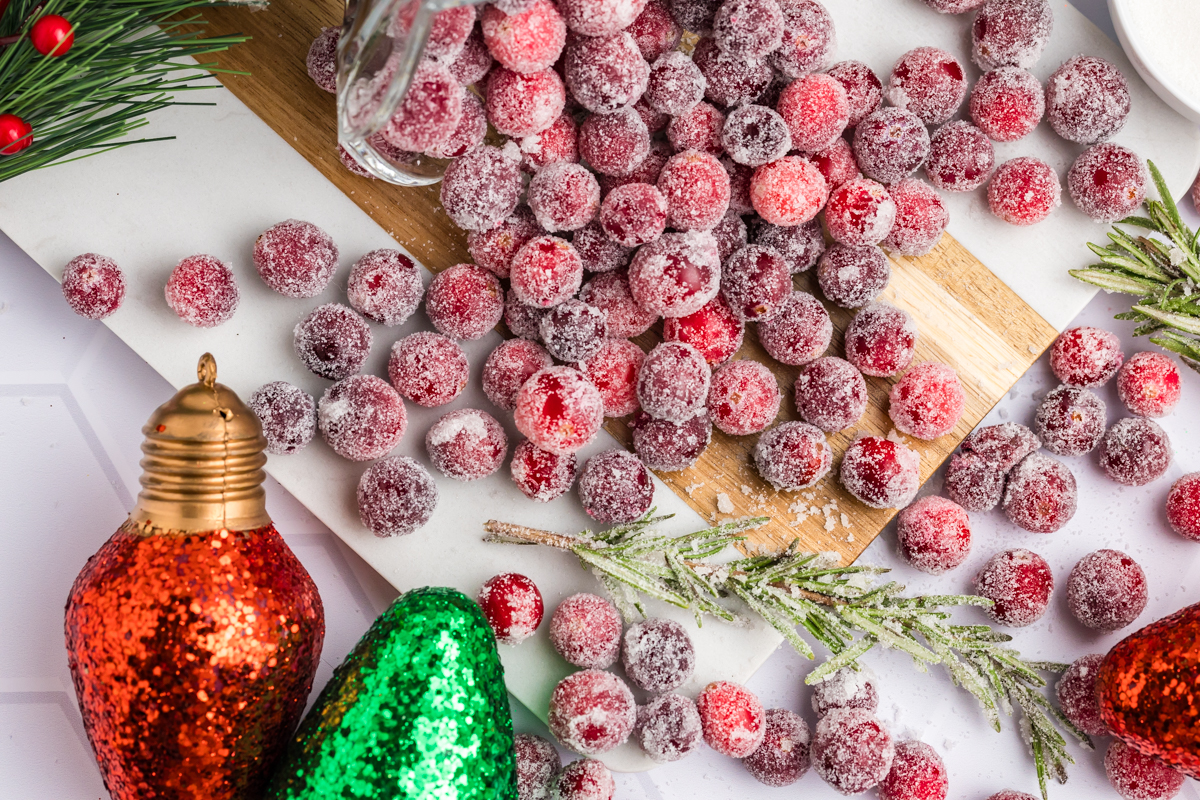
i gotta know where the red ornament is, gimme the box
[1097,602,1200,778]
[0,113,31,154]
[30,14,74,56]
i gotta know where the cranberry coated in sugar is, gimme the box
[477,573,544,645]
[1067,549,1147,632]
[356,455,436,536]
[548,669,637,755]
[974,547,1053,627]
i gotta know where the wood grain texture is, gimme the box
[185,0,1059,564]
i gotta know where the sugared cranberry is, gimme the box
[559,0,647,36]
[723,158,756,214]
[707,359,781,435]
[712,0,784,57]
[638,342,712,423]
[528,162,600,233]
[1105,740,1185,800]
[883,178,948,257]
[551,593,623,668]
[622,618,695,692]
[510,236,585,308]
[658,150,732,231]
[449,27,493,86]
[825,179,896,248]
[771,0,835,78]
[974,547,1053,627]
[1067,549,1147,632]
[721,244,791,320]
[1068,143,1147,222]
[986,792,1038,800]
[478,573,544,645]
[515,734,561,800]
[667,101,726,157]
[381,61,463,152]
[841,435,921,509]
[539,300,607,362]
[828,59,883,127]
[293,303,371,380]
[511,439,578,502]
[988,156,1060,225]
[1167,473,1200,542]
[926,121,995,192]
[441,144,523,231]
[388,332,469,407]
[480,0,566,74]
[1046,55,1130,144]
[811,708,895,795]
[578,449,655,523]
[812,667,878,716]
[631,410,713,471]
[470,209,544,280]
[886,46,967,125]
[346,249,423,326]
[897,496,971,575]
[553,759,615,800]
[878,740,948,800]
[573,222,633,274]
[711,209,750,261]
[519,112,579,173]
[754,219,825,273]
[722,104,791,168]
[514,366,605,454]
[578,271,658,338]
[563,32,650,114]
[627,231,722,317]
[1100,417,1173,487]
[356,455,436,536]
[888,362,966,440]
[693,37,772,107]
[578,338,645,418]
[643,51,705,116]
[1033,385,1106,457]
[818,244,891,308]
[795,357,868,432]
[804,136,862,190]
[1002,452,1077,533]
[249,382,316,456]
[970,66,1044,142]
[944,451,1005,512]
[62,253,125,319]
[971,0,1052,71]
[578,107,651,178]
[165,254,240,327]
[853,108,931,185]
[425,263,505,339]
[777,72,850,153]
[696,681,766,758]
[306,26,338,92]
[426,408,508,481]
[1118,351,1181,418]
[1050,326,1123,388]
[506,290,550,339]
[484,339,554,412]
[1055,654,1108,736]
[845,302,918,377]
[921,0,984,11]
[750,156,828,226]
[638,694,704,763]
[487,67,566,138]
[757,290,833,366]
[629,0,683,62]
[744,709,811,787]
[426,90,487,159]
[549,669,637,755]
[754,421,833,490]
[964,421,1042,470]
[416,6,475,62]
[600,183,667,247]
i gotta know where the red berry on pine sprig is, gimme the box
[0,113,32,154]
[31,14,74,57]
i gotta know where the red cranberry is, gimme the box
[319,376,407,462]
[825,179,897,248]
[845,302,918,377]
[754,219,825,273]
[1068,143,1147,222]
[921,0,984,11]
[1002,452,1077,533]
[563,32,650,114]
[628,0,682,62]
[667,101,726,157]
[812,666,879,716]
[1046,55,1130,144]
[578,271,658,338]
[426,91,487,159]
[426,263,505,339]
[293,303,371,380]
[754,421,833,491]
[658,150,732,231]
[827,59,883,127]
[795,357,868,432]
[600,183,667,246]
[480,0,566,74]
[771,0,835,78]
[750,156,828,227]
[777,72,850,153]
[722,158,755,214]
[578,338,645,418]
[539,299,607,362]
[878,740,948,800]
[449,27,493,86]
[964,421,1042,470]
[478,573,544,645]
[1118,351,1181,418]
[818,244,891,308]
[853,108,931,185]
[441,144,523,232]
[559,0,647,36]
[578,449,655,523]
[1105,740,1185,800]
[842,435,921,509]
[811,708,895,795]
[518,112,579,173]
[1068,549,1148,632]
[548,669,637,755]
[885,46,967,125]
[573,222,632,274]
[712,0,784,57]
[356,455,436,536]
[693,37,772,107]
[483,338,554,411]
[744,709,811,787]
[622,617,695,692]
[638,342,712,423]
[638,694,703,763]
[510,236,585,308]
[986,792,1038,800]
[889,361,966,440]
[1055,654,1108,736]
[1050,326,1124,388]
[550,593,623,668]
[1167,472,1200,542]
[1100,417,1173,487]
[897,496,971,575]
[926,120,995,192]
[381,61,463,152]
[418,6,475,62]
[944,451,1006,512]
[553,759,615,800]
[720,244,791,320]
[722,104,792,168]
[663,295,745,366]
[578,107,652,178]
[974,547,1054,627]
[696,680,765,758]
[514,366,605,454]
[627,231,722,318]
[757,290,833,366]
[528,162,600,232]
[970,66,1044,142]
[505,288,548,341]
[643,51,705,115]
[347,249,423,326]
[61,253,125,319]
[426,408,508,481]
[515,733,561,800]
[249,382,316,456]
[988,156,1060,225]
[882,178,948,257]
[306,26,338,92]
[510,439,578,502]
[388,332,469,408]
[165,254,240,327]
[971,0,1052,71]
[804,136,862,190]
[707,359,781,435]
[1033,385,1106,457]
[631,410,713,471]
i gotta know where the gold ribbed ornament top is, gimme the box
[129,353,271,533]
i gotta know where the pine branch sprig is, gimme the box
[484,513,1091,800]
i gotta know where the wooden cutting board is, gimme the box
[182,0,1057,565]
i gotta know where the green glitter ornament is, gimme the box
[266,587,518,800]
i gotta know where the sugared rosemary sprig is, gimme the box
[484,513,1090,800]
[1070,160,1200,373]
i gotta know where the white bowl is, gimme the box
[1110,0,1200,124]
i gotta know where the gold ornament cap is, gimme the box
[129,353,271,533]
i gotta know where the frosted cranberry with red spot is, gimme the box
[657,150,731,231]
[549,669,637,754]
[564,33,650,114]
[554,760,615,800]
[1118,352,1181,418]
[826,179,897,248]
[249,382,316,455]
[540,299,607,362]
[638,341,712,423]
[711,209,749,261]
[886,47,967,125]
[812,708,895,794]
[306,26,338,92]
[1050,326,1123,388]
[254,218,338,298]
[1033,386,1106,457]
[1069,143,1147,222]
[483,339,554,412]
[722,104,791,168]
[744,709,810,787]
[693,38,772,108]
[528,162,600,233]
[803,137,861,191]
[750,156,828,227]
[381,61,462,152]
[629,0,682,62]
[1167,473,1200,541]
[293,303,371,380]
[638,694,703,763]
[878,740,948,800]
[723,157,755,214]
[707,360,781,435]
[889,362,966,440]
[622,618,695,692]
[1101,417,1173,487]
[795,357,868,431]
[845,303,917,377]
[944,451,1005,512]
[425,264,504,340]
[478,573,544,645]
[883,178,949,257]
[974,548,1053,627]
[319,375,408,462]
[828,60,882,127]
[579,107,651,178]
[515,734,561,800]
[754,219,825,273]
[1003,452,1076,532]
[487,67,566,137]
[347,249,423,326]
[772,0,835,78]
[600,183,667,247]
[663,294,745,366]
[632,411,712,470]
[988,156,1060,225]
[971,0,1052,71]
[841,435,921,509]
[578,338,645,417]
[754,421,833,490]
[627,231,722,317]
[853,108,930,186]
[578,271,658,338]
[388,332,469,407]
[777,73,849,153]
[573,222,633,275]
[1068,548,1147,632]
[518,112,579,173]
[897,496,971,575]
[812,666,878,717]
[356,456,436,536]
[506,290,550,339]
[559,0,647,36]
[758,290,833,366]
[696,681,765,758]
[468,207,544,279]
[721,245,790,320]
[926,121,995,192]
[712,0,783,58]
[1105,740,1185,800]
[970,67,1044,142]
[511,236,585,307]
[511,439,578,502]
[1055,654,1108,736]
[550,594,624,669]
[514,366,605,454]
[426,409,508,481]
[449,27,492,86]
[440,144,523,231]
[480,0,566,74]
[667,102,725,157]
[62,253,125,320]
[965,422,1042,471]
[1046,55,1130,144]
[643,51,705,116]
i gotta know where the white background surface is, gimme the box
[2,0,1199,798]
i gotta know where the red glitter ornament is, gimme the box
[988,156,1061,226]
[878,740,948,800]
[812,708,895,795]
[550,594,623,669]
[896,496,971,575]
[853,107,931,185]
[750,156,828,227]
[1068,549,1148,632]
[477,573,544,645]
[841,435,921,509]
[827,60,883,127]
[61,253,126,319]
[1106,740,1186,800]
[388,332,469,407]
[510,235,585,307]
[549,669,637,755]
[883,178,949,257]
[744,709,811,787]
[1056,653,1109,736]
[971,0,1052,71]
[771,0,835,78]
[886,46,967,125]
[970,67,1044,142]
[622,618,695,692]
[1100,417,1173,487]
[925,120,995,192]
[627,230,721,318]
[510,439,578,502]
[631,410,713,471]
[578,338,645,418]
[1117,351,1181,418]
[974,547,1053,627]
[638,694,704,763]
[30,14,74,56]
[253,218,339,298]
[318,375,408,461]
[513,366,605,454]
[0,112,33,154]
[1050,326,1124,388]
[1167,473,1200,541]
[1046,55,1130,145]
[165,254,239,328]
[356,456,437,536]
[425,263,505,340]
[1003,451,1077,533]
[845,302,917,377]
[293,303,372,380]
[707,359,781,435]
[812,666,878,716]
[1033,385,1107,457]
[696,680,765,758]
[754,420,833,490]
[346,248,423,326]
[795,356,868,431]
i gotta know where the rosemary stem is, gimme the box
[481,520,582,551]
